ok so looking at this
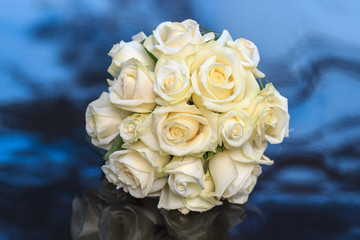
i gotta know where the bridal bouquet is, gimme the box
[86,19,289,214]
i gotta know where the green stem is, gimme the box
[258,78,264,90]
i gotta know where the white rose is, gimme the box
[108,38,154,78]
[218,30,265,78]
[229,140,273,165]
[163,156,204,198]
[85,92,124,150]
[209,150,263,202]
[119,113,149,143]
[144,19,214,58]
[189,40,260,112]
[154,56,193,105]
[218,108,255,149]
[109,59,157,113]
[158,173,222,215]
[101,141,170,198]
[247,83,290,146]
[228,164,262,204]
[138,102,218,156]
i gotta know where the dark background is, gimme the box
[1,0,360,239]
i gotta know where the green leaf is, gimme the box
[203,160,210,173]
[103,135,124,161]
[201,149,217,172]
[215,144,225,153]
[206,151,214,160]
[144,47,158,64]
[140,39,158,64]
[201,155,206,165]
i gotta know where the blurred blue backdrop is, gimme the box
[0,0,359,239]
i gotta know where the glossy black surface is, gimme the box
[71,178,253,240]
[1,0,360,239]
[71,178,360,240]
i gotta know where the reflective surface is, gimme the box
[71,178,360,240]
[71,178,256,240]
[1,0,360,239]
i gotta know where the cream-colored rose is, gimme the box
[109,59,157,113]
[218,30,265,78]
[218,108,255,149]
[247,83,290,146]
[108,38,154,78]
[138,102,218,156]
[144,19,214,58]
[101,141,170,198]
[119,113,149,143]
[209,150,264,202]
[189,40,260,112]
[158,173,222,214]
[85,92,124,150]
[163,156,204,198]
[228,164,262,204]
[154,56,193,105]
[228,140,273,165]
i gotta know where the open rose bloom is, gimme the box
[85,19,290,214]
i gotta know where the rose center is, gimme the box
[209,68,225,86]
[170,126,184,138]
[166,23,186,41]
[205,63,234,100]
[120,66,138,99]
[229,123,244,139]
[125,124,135,134]
[176,182,186,193]
[163,114,200,144]
[164,77,176,90]
[164,123,187,143]
[264,110,278,128]
[120,118,140,142]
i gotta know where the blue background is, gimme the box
[0,0,360,239]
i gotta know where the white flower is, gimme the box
[85,92,124,150]
[189,40,260,112]
[144,19,214,58]
[108,38,154,78]
[247,83,290,146]
[158,173,222,214]
[228,165,262,204]
[209,150,263,202]
[138,102,218,156]
[217,30,265,78]
[154,56,193,105]
[164,156,204,198]
[228,140,273,165]
[101,141,170,198]
[119,113,149,143]
[109,59,157,113]
[218,108,255,149]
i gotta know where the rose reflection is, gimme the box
[71,178,262,240]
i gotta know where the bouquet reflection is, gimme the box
[71,179,262,240]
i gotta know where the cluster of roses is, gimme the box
[86,19,289,214]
